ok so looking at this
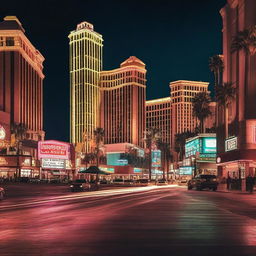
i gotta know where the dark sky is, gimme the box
[1,0,226,142]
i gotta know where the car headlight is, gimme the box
[70,185,74,187]
[80,185,83,188]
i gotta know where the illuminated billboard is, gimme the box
[179,166,194,175]
[38,140,70,160]
[107,153,128,166]
[185,136,216,157]
[152,150,161,167]
[202,137,216,153]
[185,139,200,157]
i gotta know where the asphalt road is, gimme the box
[1,186,256,256]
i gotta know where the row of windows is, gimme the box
[0,36,42,69]
[101,70,145,81]
[146,103,171,111]
[70,31,102,44]
[171,85,208,92]
[100,78,146,87]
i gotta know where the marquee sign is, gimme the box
[38,140,70,160]
[41,158,66,169]
[225,137,237,152]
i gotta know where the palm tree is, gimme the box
[143,128,161,181]
[93,127,105,183]
[10,123,27,155]
[216,82,236,138]
[192,92,212,133]
[175,131,196,161]
[156,141,172,180]
[231,26,256,119]
[209,55,224,90]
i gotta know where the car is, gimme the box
[178,179,188,185]
[124,179,134,185]
[112,179,124,185]
[156,179,168,185]
[70,179,91,192]
[137,179,149,186]
[188,174,218,191]
[0,187,5,200]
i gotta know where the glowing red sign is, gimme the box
[38,140,70,160]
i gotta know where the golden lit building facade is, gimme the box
[146,97,171,145]
[0,16,44,178]
[0,16,45,142]
[170,80,212,146]
[69,21,103,149]
[100,56,146,147]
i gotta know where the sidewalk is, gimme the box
[217,183,256,194]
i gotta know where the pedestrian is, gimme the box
[247,175,254,193]
[227,175,231,190]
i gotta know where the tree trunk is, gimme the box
[162,150,166,180]
[225,105,229,139]
[149,147,152,181]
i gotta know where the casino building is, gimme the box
[100,56,146,148]
[0,16,44,179]
[217,0,256,182]
[146,97,171,146]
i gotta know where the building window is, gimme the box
[6,37,14,46]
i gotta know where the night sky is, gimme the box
[1,0,226,142]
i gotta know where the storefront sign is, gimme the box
[186,136,216,157]
[0,125,6,140]
[225,137,237,152]
[42,158,66,169]
[38,140,70,160]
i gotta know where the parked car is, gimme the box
[112,179,124,185]
[156,179,168,185]
[70,179,91,192]
[124,179,134,185]
[188,175,218,191]
[137,179,149,186]
[0,187,5,200]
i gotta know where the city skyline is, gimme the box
[1,0,226,141]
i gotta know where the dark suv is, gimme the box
[188,175,218,191]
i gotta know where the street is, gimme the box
[1,185,256,256]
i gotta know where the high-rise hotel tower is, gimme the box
[69,22,103,149]
[100,56,146,147]
[0,16,45,142]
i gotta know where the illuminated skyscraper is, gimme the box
[69,21,103,149]
[0,16,45,142]
[146,97,171,145]
[100,56,146,147]
[0,16,44,178]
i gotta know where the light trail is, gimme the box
[0,185,178,211]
